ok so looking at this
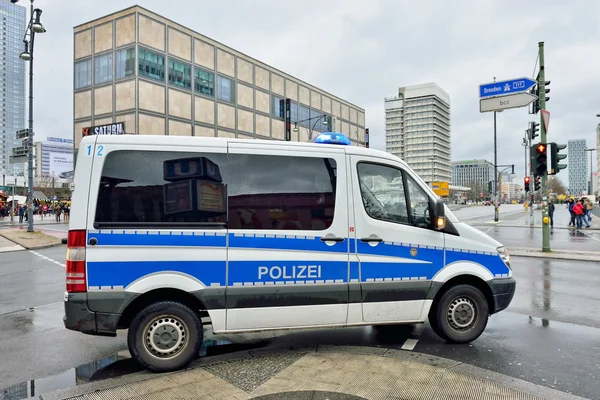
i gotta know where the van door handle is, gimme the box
[320,237,345,243]
[360,237,383,243]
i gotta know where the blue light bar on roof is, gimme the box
[314,132,351,146]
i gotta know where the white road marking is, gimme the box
[580,230,600,242]
[401,338,419,351]
[483,227,494,234]
[30,250,66,268]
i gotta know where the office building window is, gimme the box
[168,59,192,90]
[94,53,113,85]
[138,47,165,82]
[271,95,284,119]
[298,104,309,127]
[74,59,92,89]
[217,75,234,103]
[194,67,214,97]
[115,48,135,79]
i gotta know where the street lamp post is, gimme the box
[585,148,597,195]
[293,114,328,141]
[18,0,46,233]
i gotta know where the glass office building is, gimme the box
[0,0,26,183]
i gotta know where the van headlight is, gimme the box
[497,246,511,269]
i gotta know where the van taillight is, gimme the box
[66,230,87,293]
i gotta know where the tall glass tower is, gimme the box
[0,0,26,185]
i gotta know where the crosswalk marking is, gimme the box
[30,250,66,268]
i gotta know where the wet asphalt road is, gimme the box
[1,212,600,399]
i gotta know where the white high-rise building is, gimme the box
[568,139,587,195]
[385,83,451,184]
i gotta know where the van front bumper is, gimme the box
[63,292,119,337]
[488,277,516,313]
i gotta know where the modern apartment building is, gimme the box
[500,182,523,201]
[33,137,73,181]
[567,139,587,195]
[72,5,366,157]
[0,0,26,185]
[385,83,451,183]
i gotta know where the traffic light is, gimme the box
[534,177,541,191]
[549,142,567,175]
[531,80,551,114]
[531,142,548,177]
[524,176,530,192]
[528,121,539,140]
[487,181,492,193]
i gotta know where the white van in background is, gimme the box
[64,133,515,372]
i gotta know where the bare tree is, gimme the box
[548,177,567,196]
[34,174,58,199]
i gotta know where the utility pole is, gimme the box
[539,42,550,252]
[493,77,499,222]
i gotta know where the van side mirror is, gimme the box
[433,198,446,230]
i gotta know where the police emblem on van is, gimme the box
[410,248,418,257]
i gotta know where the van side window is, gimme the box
[405,175,432,229]
[94,150,228,228]
[227,154,336,231]
[357,163,409,225]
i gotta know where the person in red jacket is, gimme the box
[573,199,586,229]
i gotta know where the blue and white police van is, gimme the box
[64,132,515,372]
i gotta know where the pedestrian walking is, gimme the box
[573,199,587,229]
[55,204,62,222]
[584,197,593,227]
[18,205,25,224]
[548,197,555,227]
[567,198,576,227]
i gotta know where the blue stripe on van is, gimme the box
[86,260,226,288]
[89,231,226,248]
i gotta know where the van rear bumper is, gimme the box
[488,277,516,313]
[63,292,119,337]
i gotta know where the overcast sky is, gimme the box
[19,0,600,185]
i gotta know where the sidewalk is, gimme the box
[471,207,600,230]
[0,228,62,250]
[0,213,69,227]
[0,234,24,253]
[41,346,584,400]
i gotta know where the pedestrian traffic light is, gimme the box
[531,143,547,177]
[549,142,567,175]
[534,177,541,191]
[528,121,539,140]
[524,176,530,192]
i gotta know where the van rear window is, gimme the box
[94,150,337,231]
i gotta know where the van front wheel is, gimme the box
[127,301,203,372]
[429,284,489,343]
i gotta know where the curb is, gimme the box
[0,233,63,251]
[39,345,586,400]
[510,247,600,261]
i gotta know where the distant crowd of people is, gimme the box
[0,200,70,223]
[566,197,595,229]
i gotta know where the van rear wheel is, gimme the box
[429,284,489,343]
[127,301,203,372]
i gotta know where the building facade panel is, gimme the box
[74,29,92,59]
[194,39,215,70]
[115,14,135,47]
[321,96,331,114]
[271,73,284,96]
[349,108,357,124]
[94,22,113,54]
[139,113,165,135]
[218,130,236,138]
[168,88,192,119]
[195,125,215,137]
[217,103,235,130]
[194,96,215,124]
[116,112,136,134]
[310,91,321,110]
[255,90,270,115]
[331,100,340,117]
[74,90,92,119]
[237,109,254,134]
[93,85,113,116]
[139,80,165,114]
[255,65,269,90]
[299,86,309,105]
[341,104,349,121]
[115,80,136,112]
[168,27,192,62]
[216,49,235,77]
[237,57,253,84]
[285,80,298,101]
[256,114,270,137]
[138,14,165,52]
[93,116,113,126]
[271,119,284,140]
[168,119,192,136]
[237,83,254,109]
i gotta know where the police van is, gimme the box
[64,132,515,372]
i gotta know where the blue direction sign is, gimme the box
[479,77,536,98]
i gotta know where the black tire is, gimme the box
[428,284,489,343]
[127,301,203,372]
